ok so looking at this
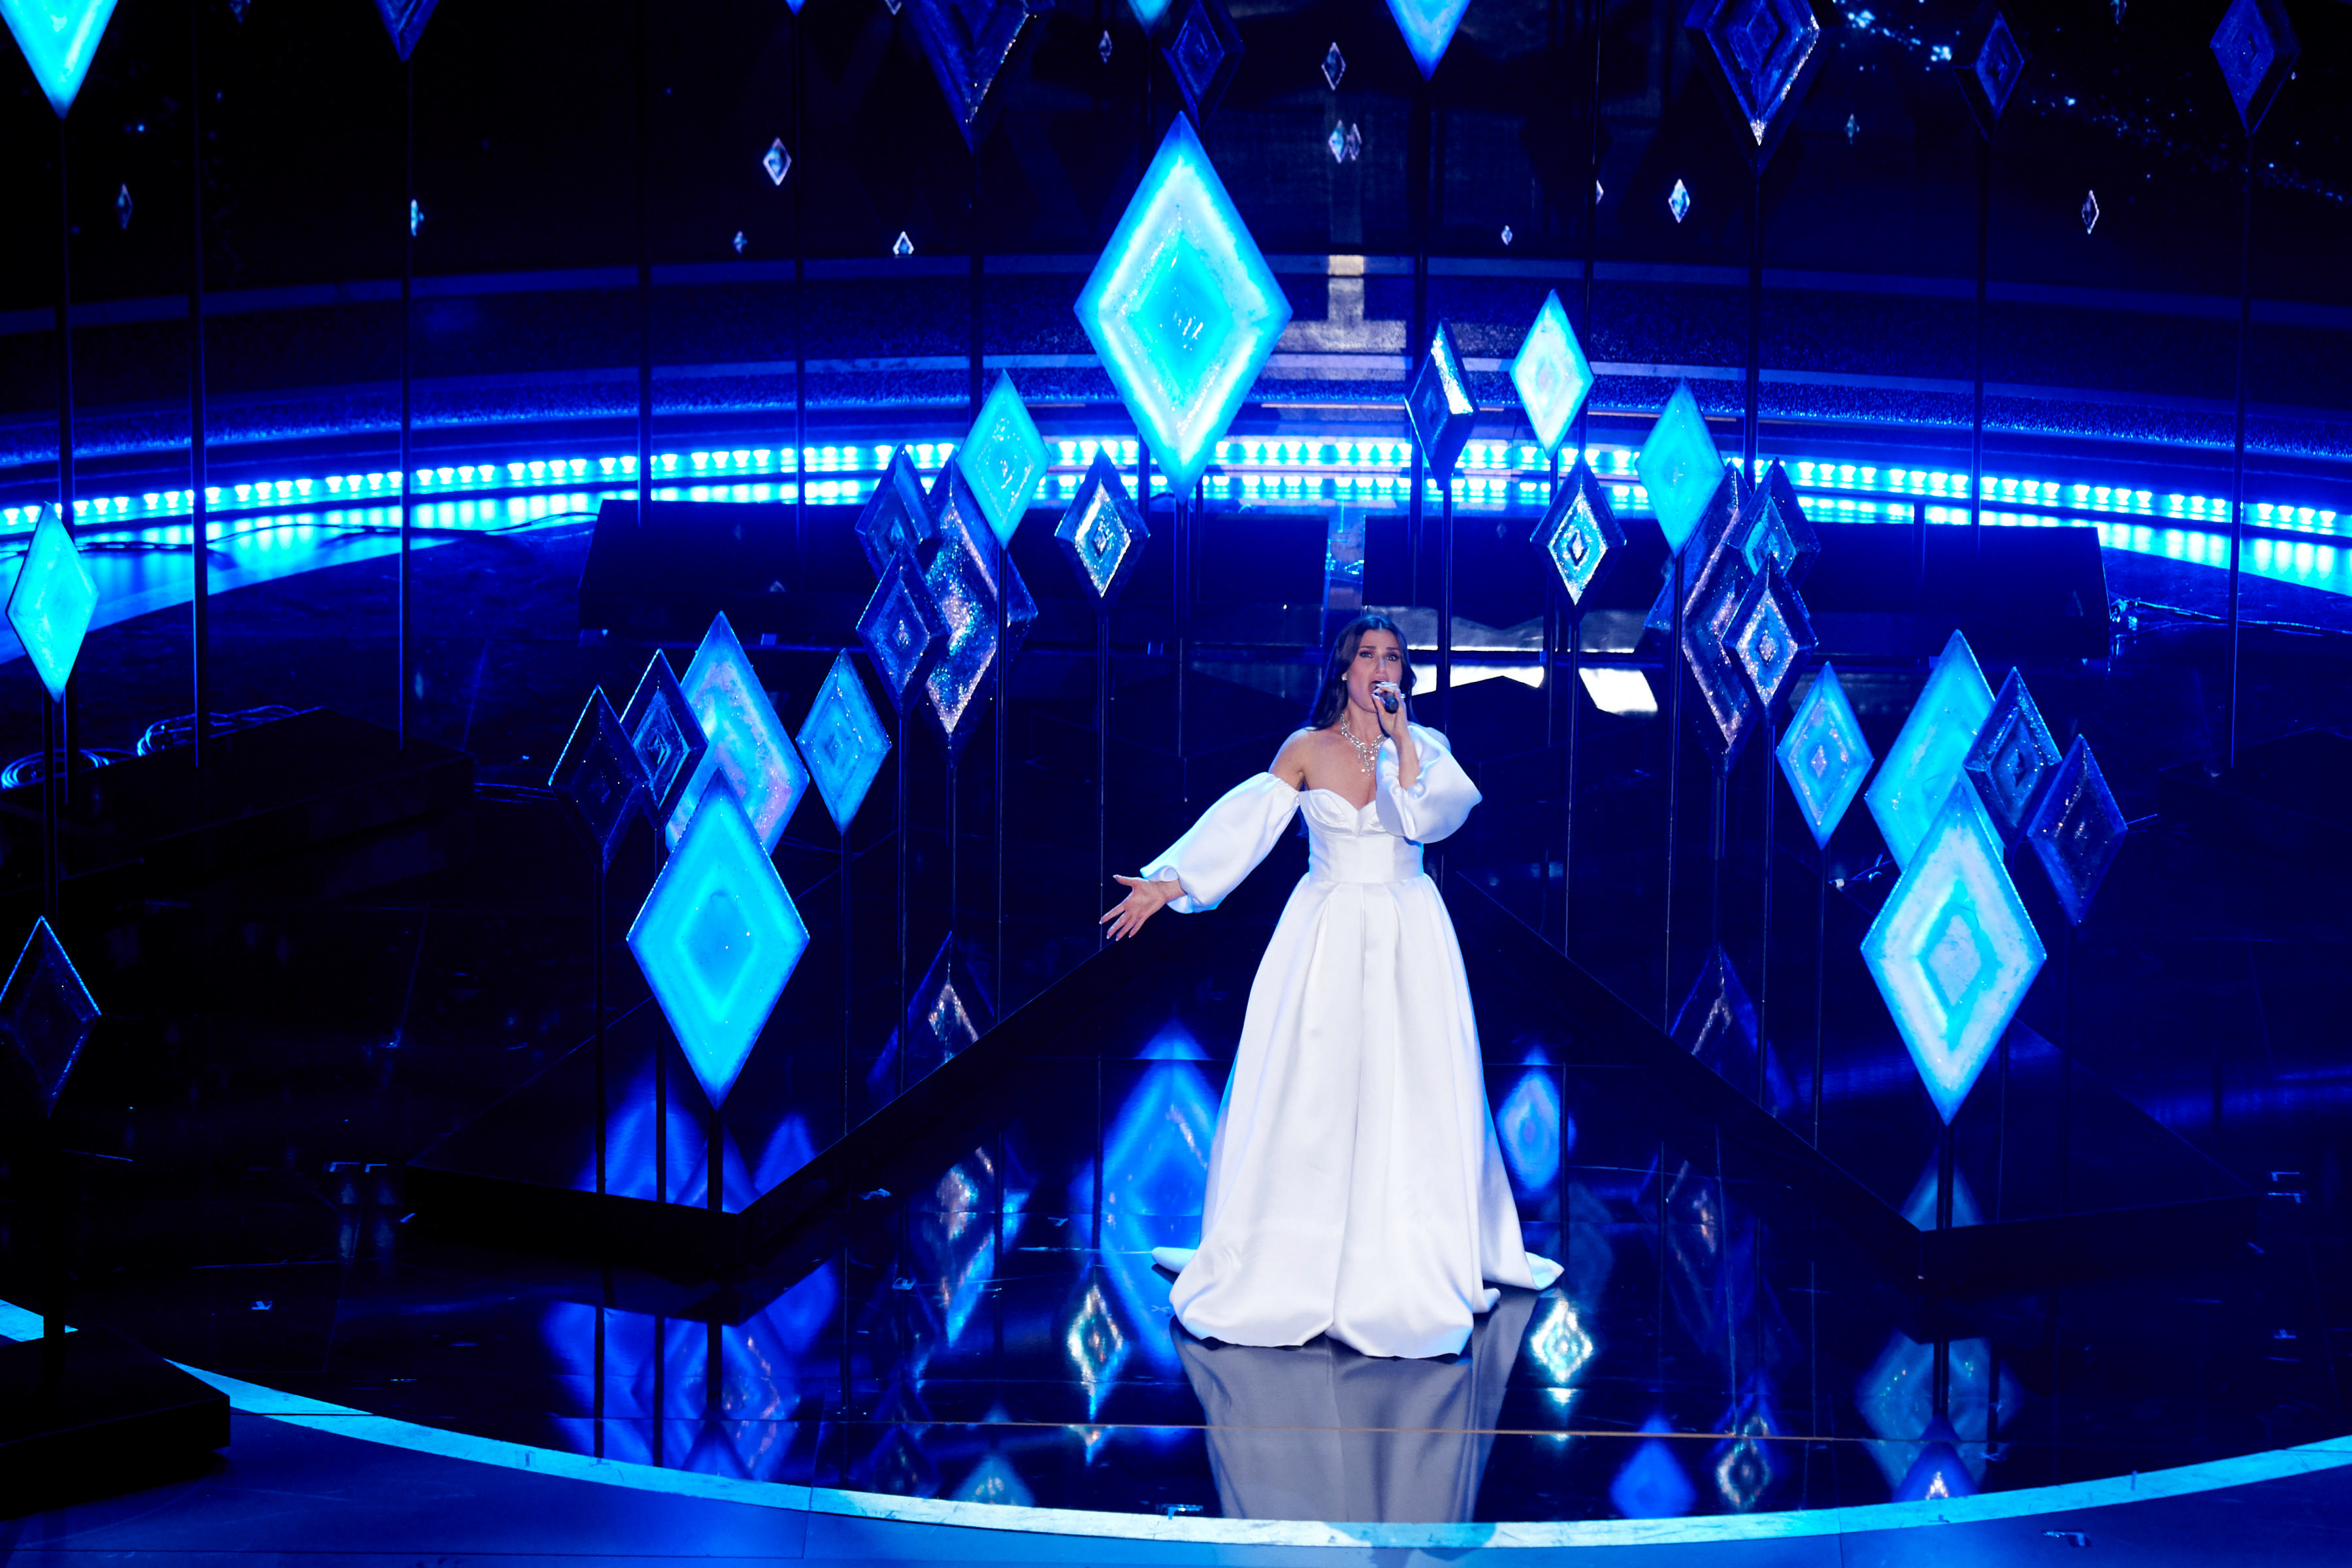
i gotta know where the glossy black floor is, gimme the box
[4,515,2352,1526]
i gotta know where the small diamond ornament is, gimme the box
[0,918,100,1117]
[1669,179,1691,223]
[762,139,792,186]
[1322,41,1345,90]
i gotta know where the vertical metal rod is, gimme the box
[792,19,806,572]
[1435,481,1454,735]
[994,532,1007,998]
[1564,603,1580,953]
[636,0,654,515]
[399,56,414,747]
[189,0,209,767]
[1173,491,1188,794]
[595,861,607,1197]
[840,821,851,1139]
[1096,606,1110,945]
[55,117,76,799]
[895,702,909,1105]
[655,1018,667,1204]
[1759,706,1776,1109]
[1936,1121,1955,1232]
[707,1082,722,1215]
[42,699,58,923]
[592,1307,605,1458]
[1744,169,1761,476]
[1663,549,1684,1022]
[1969,139,1989,610]
[1409,73,1431,611]
[2226,131,2253,770]
[1811,860,1825,1147]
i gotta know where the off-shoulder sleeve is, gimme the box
[1139,772,1302,913]
[1375,725,1480,844]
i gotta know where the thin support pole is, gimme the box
[707,1085,722,1215]
[1564,604,1580,952]
[1173,491,1188,794]
[2226,131,2253,770]
[1811,859,1825,1146]
[1968,139,1989,610]
[1435,480,1454,735]
[994,533,1007,1000]
[1663,550,1685,1023]
[54,118,76,795]
[637,0,653,516]
[1095,605,1110,946]
[895,702,909,1104]
[792,19,806,573]
[840,818,852,1138]
[1759,706,1776,1108]
[595,861,608,1196]
[399,55,414,747]
[1744,168,1761,476]
[189,0,210,766]
[654,1007,667,1204]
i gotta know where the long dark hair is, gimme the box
[1308,613,1416,729]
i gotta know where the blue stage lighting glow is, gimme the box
[627,777,809,1110]
[1510,291,1595,459]
[0,915,101,1115]
[1075,113,1292,495]
[1064,1276,1132,1418]
[1611,1414,1698,1519]
[922,472,1038,750]
[1054,451,1151,604]
[1861,783,2046,1125]
[1776,663,1873,849]
[952,1452,1036,1508]
[797,651,892,838]
[1,0,120,115]
[6,504,99,702]
[1963,669,2062,848]
[1496,1066,1563,1198]
[1383,0,1473,78]
[956,373,1048,548]
[1855,1331,2019,1495]
[1406,323,1479,482]
[666,613,809,855]
[1525,1295,1597,1384]
[549,688,650,871]
[2025,734,2127,927]
[620,650,709,826]
[1712,1377,1782,1512]
[1729,561,1816,711]
[1681,534,1761,762]
[1893,1416,1978,1501]
[1866,630,1995,869]
[1638,382,1725,553]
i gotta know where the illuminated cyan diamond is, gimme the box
[1776,662,1872,849]
[5,504,99,702]
[1496,1060,1564,1197]
[1326,125,1347,163]
[0,917,99,1116]
[956,372,1047,548]
[1383,0,1473,79]
[667,612,810,854]
[550,687,650,870]
[1668,178,1691,223]
[797,651,892,837]
[370,0,437,60]
[1638,380,1723,553]
[1126,0,1173,29]
[1681,539,1757,762]
[1,0,120,113]
[1525,1295,1595,1384]
[1729,562,1815,711]
[857,551,948,715]
[893,231,914,257]
[1054,451,1151,604]
[855,447,938,578]
[629,779,808,1109]
[1407,321,1478,482]
[1163,0,1243,123]
[1322,41,1345,90]
[1066,1276,1130,1418]
[2025,735,2126,928]
[1098,28,1112,63]
[762,139,791,185]
[1861,784,2045,1124]
[1511,289,1594,459]
[903,0,1050,150]
[2210,0,2298,137]
[1077,114,1292,493]
[1740,462,1820,585]
[1612,1414,1697,1519]
[924,470,1039,749]
[1955,5,2029,137]
[621,649,709,823]
[1963,669,2061,847]
[1685,0,1823,165]
[1866,630,1995,868]
[1673,945,1793,1113]
[1533,462,1625,608]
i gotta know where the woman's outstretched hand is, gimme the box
[1102,874,1179,940]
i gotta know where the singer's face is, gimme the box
[1348,630,1405,711]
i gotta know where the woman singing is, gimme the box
[1101,613,1561,1360]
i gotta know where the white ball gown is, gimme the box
[1139,723,1562,1360]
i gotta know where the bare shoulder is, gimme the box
[1269,727,1322,783]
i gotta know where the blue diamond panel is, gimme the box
[1741,463,1820,585]
[1686,0,1822,161]
[903,0,1051,150]
[798,650,892,837]
[1966,9,2027,133]
[1407,321,1478,482]
[1055,451,1151,605]
[0,915,99,1115]
[668,612,810,855]
[1638,382,1725,554]
[1861,783,2045,1125]
[2025,734,2127,927]
[1680,542,1757,762]
[858,552,949,715]
[1511,290,1594,459]
[1533,461,1625,608]
[621,650,710,824]
[925,470,1039,749]
[550,687,650,870]
[956,372,1047,549]
[370,0,438,59]
[1672,944,1795,1115]
[629,779,809,1109]
[1164,0,1243,123]
[3,0,120,114]
[1963,669,2061,847]
[1776,662,1873,849]
[868,936,996,1103]
[2211,0,2298,137]
[1865,629,1995,869]
[855,448,939,578]
[1076,112,1292,494]
[1383,0,1473,80]
[1729,561,1816,710]
[7,504,99,701]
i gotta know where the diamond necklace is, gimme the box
[1339,722,1383,774]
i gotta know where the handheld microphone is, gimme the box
[1378,688,1399,715]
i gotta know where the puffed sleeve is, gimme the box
[1375,725,1480,844]
[1139,772,1302,913]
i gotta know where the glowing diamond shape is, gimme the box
[1126,0,1172,27]
[855,448,939,579]
[6,504,99,702]
[2082,191,2099,234]
[1668,179,1691,223]
[666,612,810,855]
[2211,0,2297,137]
[0,917,98,1116]
[870,936,996,1100]
[1866,630,1995,869]
[1384,0,1473,79]
[1511,290,1594,459]
[1954,5,2029,138]
[1077,106,1292,493]
[924,469,1039,751]
[1054,450,1151,604]
[1407,321,1478,482]
[550,687,651,870]
[629,778,808,1108]
[1672,945,1794,1113]
[798,650,892,837]
[1776,662,1872,849]
[1962,669,2061,847]
[1639,382,1725,553]
[1680,539,1757,762]
[621,649,710,823]
[369,0,437,59]
[1534,462,1625,609]
[1729,561,1815,710]
[857,551,949,715]
[2024,735,2126,928]
[1861,783,2044,1124]
[1740,462,1820,585]
[1322,41,1345,90]
[1612,1414,1697,1520]
[762,139,792,186]
[2,0,120,114]
[956,372,1047,549]
[904,0,1051,150]
[1163,0,1243,123]
[1685,0,1823,166]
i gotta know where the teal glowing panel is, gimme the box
[1076,114,1292,494]
[797,650,892,837]
[628,779,808,1109]
[956,372,1047,548]
[1865,629,1994,869]
[668,612,809,855]
[5,504,98,700]
[1860,783,2045,1125]
[1126,0,1173,25]
[1,0,119,115]
[1383,0,1473,78]
[0,915,98,1116]
[2025,734,2127,927]
[1776,663,1872,849]
[1637,381,1724,553]
[1054,451,1151,604]
[1511,289,1593,458]
[1963,668,2061,847]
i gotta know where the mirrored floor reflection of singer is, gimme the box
[1175,1288,1538,1524]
